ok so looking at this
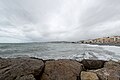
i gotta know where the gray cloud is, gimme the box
[0,0,120,42]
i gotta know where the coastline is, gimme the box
[90,43,120,46]
[0,57,120,80]
[80,43,120,47]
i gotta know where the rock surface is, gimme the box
[15,74,36,80]
[81,71,99,80]
[0,57,119,80]
[81,59,106,70]
[91,61,120,80]
[41,59,83,80]
[0,57,44,80]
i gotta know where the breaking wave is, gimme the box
[0,43,120,61]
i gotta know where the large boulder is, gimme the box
[81,71,99,80]
[0,57,44,80]
[91,61,120,80]
[41,59,83,80]
[81,59,106,70]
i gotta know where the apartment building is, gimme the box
[80,36,120,44]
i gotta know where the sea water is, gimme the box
[0,43,120,61]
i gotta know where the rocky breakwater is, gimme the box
[0,57,120,80]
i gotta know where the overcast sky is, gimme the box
[0,0,120,43]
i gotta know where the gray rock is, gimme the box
[91,61,120,80]
[0,58,44,80]
[15,74,36,80]
[41,59,83,80]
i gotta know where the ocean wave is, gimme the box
[0,43,120,61]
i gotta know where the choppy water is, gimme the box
[0,43,120,61]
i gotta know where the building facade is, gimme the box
[80,36,120,44]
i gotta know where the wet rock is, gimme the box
[41,59,83,80]
[81,59,106,70]
[0,58,44,80]
[81,71,99,80]
[91,61,120,80]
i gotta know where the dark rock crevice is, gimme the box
[34,65,45,80]
[80,59,106,70]
[76,75,81,80]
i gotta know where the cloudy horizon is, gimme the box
[0,0,120,43]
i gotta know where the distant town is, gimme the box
[47,36,120,45]
[79,36,120,44]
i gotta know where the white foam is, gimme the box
[85,44,120,61]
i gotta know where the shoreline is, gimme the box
[80,43,120,47]
[0,57,119,80]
